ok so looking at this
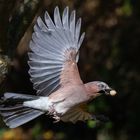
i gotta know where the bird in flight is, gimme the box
[0,6,116,128]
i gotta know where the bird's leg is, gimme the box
[46,104,61,123]
[47,104,56,115]
[52,114,61,123]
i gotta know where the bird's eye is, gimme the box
[101,85,104,88]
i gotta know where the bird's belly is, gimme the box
[52,95,88,115]
[53,102,69,115]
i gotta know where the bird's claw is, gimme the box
[46,105,61,123]
[47,104,56,115]
[53,115,60,123]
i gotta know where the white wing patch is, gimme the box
[28,6,85,96]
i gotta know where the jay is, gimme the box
[0,6,116,128]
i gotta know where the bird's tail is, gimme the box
[0,92,44,128]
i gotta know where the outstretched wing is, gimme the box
[28,6,85,96]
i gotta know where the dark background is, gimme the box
[0,0,139,140]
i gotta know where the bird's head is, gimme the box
[94,81,117,96]
[86,81,117,96]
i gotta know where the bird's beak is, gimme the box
[105,89,117,96]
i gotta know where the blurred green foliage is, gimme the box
[0,0,140,140]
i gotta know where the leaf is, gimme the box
[17,9,42,56]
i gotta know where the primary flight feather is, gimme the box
[0,6,116,128]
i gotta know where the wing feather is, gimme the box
[75,18,81,44]
[54,6,63,28]
[62,7,69,30]
[70,10,76,44]
[61,107,92,123]
[78,32,85,49]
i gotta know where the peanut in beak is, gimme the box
[109,90,117,96]
[104,89,117,96]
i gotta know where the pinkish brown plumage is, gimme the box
[0,6,116,128]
